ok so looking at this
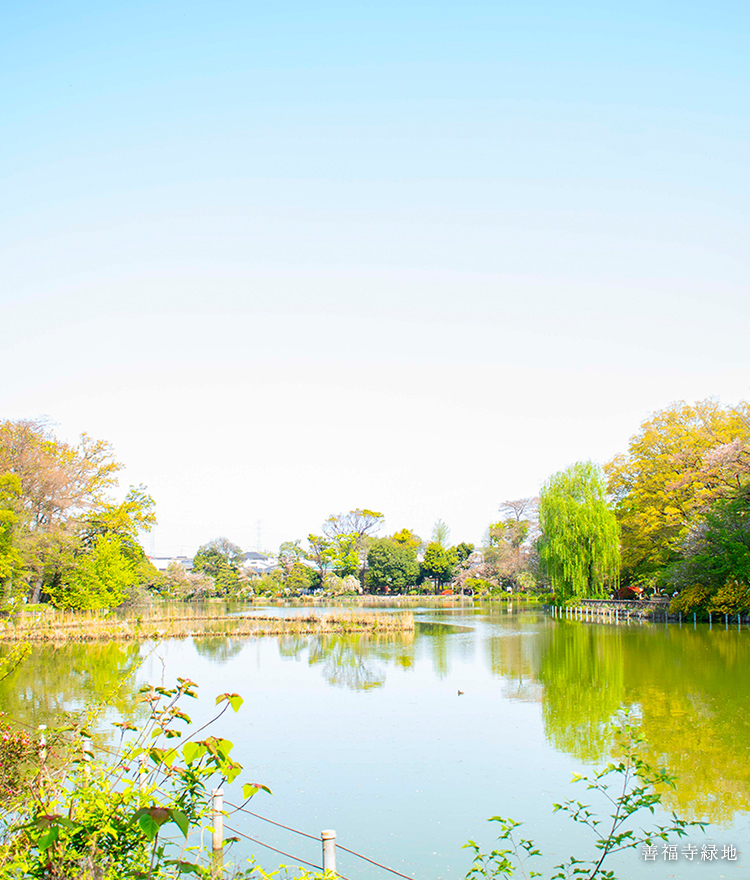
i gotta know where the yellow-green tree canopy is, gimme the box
[538,461,619,601]
[604,399,750,583]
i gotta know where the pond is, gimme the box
[2,602,748,878]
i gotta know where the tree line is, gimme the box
[3,397,746,613]
[182,508,533,600]
[538,398,750,615]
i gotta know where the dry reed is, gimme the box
[0,610,415,643]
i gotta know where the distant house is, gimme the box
[148,556,194,573]
[239,551,279,576]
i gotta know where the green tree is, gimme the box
[0,475,23,611]
[538,461,619,601]
[669,485,750,613]
[286,561,319,592]
[391,527,423,554]
[323,508,384,587]
[0,419,123,603]
[192,537,244,595]
[366,538,420,592]
[307,533,336,584]
[453,541,475,563]
[421,542,457,590]
[278,539,307,574]
[47,534,138,610]
[604,399,750,585]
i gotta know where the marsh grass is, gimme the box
[0,608,415,643]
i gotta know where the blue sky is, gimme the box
[2,1,749,554]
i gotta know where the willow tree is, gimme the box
[538,461,619,601]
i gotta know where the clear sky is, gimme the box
[2,0,749,555]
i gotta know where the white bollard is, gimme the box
[212,789,224,851]
[322,829,337,875]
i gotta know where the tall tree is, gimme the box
[192,537,244,595]
[604,399,750,583]
[0,419,123,602]
[538,461,619,601]
[366,538,419,593]
[277,539,307,575]
[322,508,384,587]
[307,534,336,585]
[0,475,23,611]
[420,542,457,590]
[430,519,450,548]
[499,498,539,523]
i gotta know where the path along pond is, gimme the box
[3,601,749,879]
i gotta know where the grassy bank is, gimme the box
[0,608,415,643]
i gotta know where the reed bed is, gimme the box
[0,610,415,643]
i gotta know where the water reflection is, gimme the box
[491,620,750,823]
[2,607,749,827]
[193,636,245,664]
[0,642,143,728]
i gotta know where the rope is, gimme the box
[224,823,342,876]
[224,801,318,840]
[336,844,417,880]
[224,801,416,879]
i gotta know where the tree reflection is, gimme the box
[538,623,626,762]
[192,636,245,664]
[501,620,750,824]
[307,634,386,691]
[0,641,144,729]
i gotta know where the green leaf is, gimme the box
[137,812,161,841]
[182,741,206,764]
[243,782,272,799]
[216,692,244,712]
[37,826,59,852]
[169,809,189,839]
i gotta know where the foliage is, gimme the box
[306,534,335,584]
[323,509,384,586]
[277,540,307,575]
[431,519,451,548]
[604,399,750,584]
[538,462,619,602]
[0,475,24,611]
[0,420,160,609]
[47,535,138,610]
[421,542,457,589]
[391,528,423,554]
[366,538,419,592]
[285,562,319,592]
[192,537,246,596]
[463,721,706,880]
[0,718,36,809]
[322,574,361,595]
[0,679,270,879]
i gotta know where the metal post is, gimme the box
[212,789,224,876]
[322,829,337,875]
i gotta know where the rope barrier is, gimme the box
[0,714,418,880]
[223,823,338,875]
[224,800,416,879]
[224,800,318,840]
[336,843,417,880]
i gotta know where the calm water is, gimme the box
[3,603,749,879]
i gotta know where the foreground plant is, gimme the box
[0,679,273,879]
[464,721,707,880]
